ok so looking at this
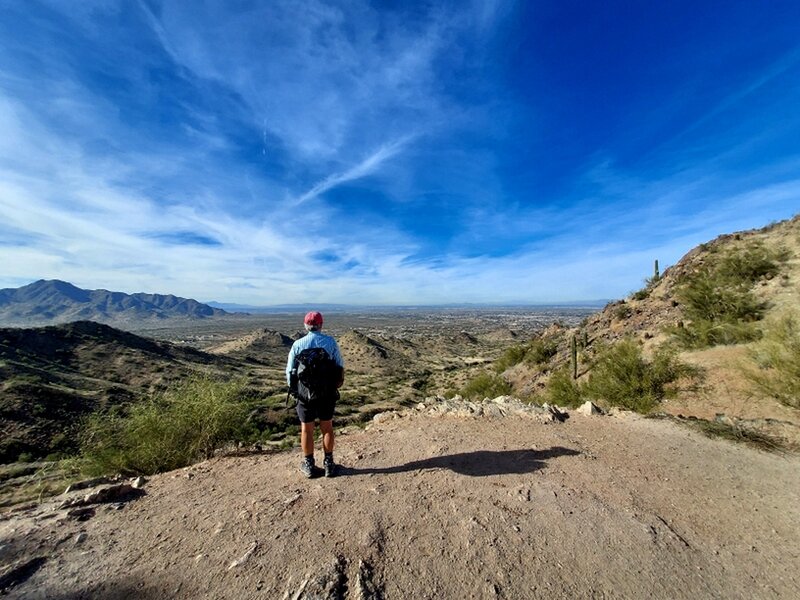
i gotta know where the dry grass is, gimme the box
[658,415,790,453]
[746,312,800,408]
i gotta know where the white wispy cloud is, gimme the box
[1,2,798,306]
[138,1,438,162]
[293,136,413,206]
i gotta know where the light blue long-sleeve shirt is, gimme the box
[286,330,345,384]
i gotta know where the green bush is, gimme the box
[549,340,691,413]
[525,339,558,365]
[494,339,557,373]
[80,375,256,476]
[583,340,689,412]
[671,241,788,348]
[716,243,788,282]
[545,367,582,407]
[460,372,512,400]
[494,345,528,373]
[677,271,764,323]
[614,304,633,320]
[747,313,800,409]
[671,317,761,348]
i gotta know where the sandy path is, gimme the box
[2,411,799,599]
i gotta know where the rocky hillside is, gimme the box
[0,280,232,327]
[0,321,233,463]
[581,216,798,352]
[207,329,296,358]
[502,215,800,443]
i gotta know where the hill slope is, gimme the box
[0,321,231,462]
[503,215,800,442]
[0,280,231,327]
[2,409,798,598]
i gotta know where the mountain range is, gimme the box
[206,300,612,312]
[0,280,232,327]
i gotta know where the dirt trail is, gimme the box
[2,410,799,599]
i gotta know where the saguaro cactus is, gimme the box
[654,259,660,281]
[571,334,578,380]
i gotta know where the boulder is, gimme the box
[372,411,399,424]
[576,401,602,416]
[60,483,144,509]
[66,507,95,521]
[63,475,118,495]
[83,483,143,504]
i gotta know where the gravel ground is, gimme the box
[2,409,799,599]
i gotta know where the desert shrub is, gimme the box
[545,367,582,407]
[670,317,761,348]
[631,288,650,301]
[460,372,511,400]
[494,339,557,373]
[747,313,800,409]
[716,243,788,282]
[650,415,786,452]
[494,345,528,373]
[80,375,256,476]
[525,339,558,365]
[677,272,764,323]
[671,241,788,348]
[614,304,633,320]
[583,340,688,412]
[545,340,689,412]
[644,272,661,288]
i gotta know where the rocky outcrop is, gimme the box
[371,395,569,424]
[59,483,145,510]
[576,401,603,416]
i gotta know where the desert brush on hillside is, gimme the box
[478,215,800,445]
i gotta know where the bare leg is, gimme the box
[319,420,334,454]
[300,422,315,458]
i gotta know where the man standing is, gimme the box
[286,311,345,478]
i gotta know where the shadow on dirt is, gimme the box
[341,446,581,477]
[22,578,190,600]
[0,556,47,594]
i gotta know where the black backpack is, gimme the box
[290,347,341,402]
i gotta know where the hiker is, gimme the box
[286,311,345,478]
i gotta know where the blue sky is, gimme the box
[1,0,798,305]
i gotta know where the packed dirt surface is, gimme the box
[2,409,799,599]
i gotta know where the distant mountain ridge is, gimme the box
[0,280,232,327]
[205,300,613,312]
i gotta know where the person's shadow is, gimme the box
[340,446,580,477]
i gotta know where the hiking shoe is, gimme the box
[323,458,338,478]
[300,460,315,479]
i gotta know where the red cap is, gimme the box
[304,311,323,327]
